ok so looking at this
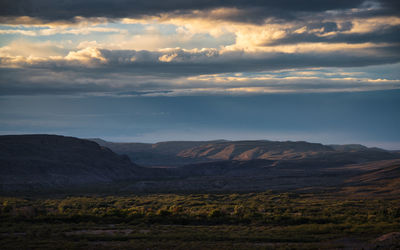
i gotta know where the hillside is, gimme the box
[1,135,400,194]
[91,139,398,166]
[0,135,144,192]
[341,159,400,196]
[90,139,225,166]
[126,158,400,193]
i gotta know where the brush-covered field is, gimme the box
[1,192,400,249]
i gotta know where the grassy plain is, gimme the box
[1,192,399,249]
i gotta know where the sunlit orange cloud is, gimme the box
[64,47,106,63]
[2,6,399,55]
[186,74,400,85]
[121,11,400,53]
[0,16,110,27]
[345,16,400,33]
[0,44,106,67]
[224,42,392,54]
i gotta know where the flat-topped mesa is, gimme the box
[0,134,143,191]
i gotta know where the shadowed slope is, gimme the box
[0,135,143,192]
[341,159,400,196]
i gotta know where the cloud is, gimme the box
[64,47,106,64]
[140,14,400,52]
[1,0,399,97]
[0,26,125,36]
[1,0,393,25]
[1,60,399,96]
[0,40,67,57]
[0,29,36,36]
[2,44,399,71]
[267,25,400,45]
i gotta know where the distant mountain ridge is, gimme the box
[90,139,396,166]
[90,139,226,166]
[1,134,400,194]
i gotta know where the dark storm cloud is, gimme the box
[0,0,373,23]
[306,22,353,33]
[4,45,399,76]
[2,45,400,75]
[1,66,400,96]
[71,46,400,75]
[380,0,400,11]
[1,46,399,96]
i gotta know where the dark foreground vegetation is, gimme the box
[1,192,400,249]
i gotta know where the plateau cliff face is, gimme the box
[0,135,143,192]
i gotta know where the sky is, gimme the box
[0,0,399,148]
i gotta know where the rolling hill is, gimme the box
[90,139,398,166]
[341,159,400,196]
